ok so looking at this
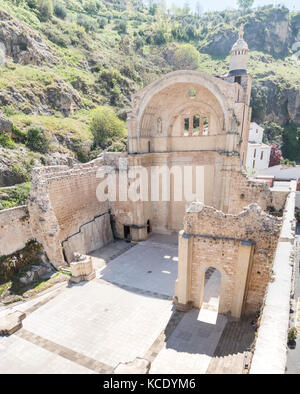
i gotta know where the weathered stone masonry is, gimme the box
[175,203,282,317]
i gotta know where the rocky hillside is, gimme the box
[0,0,299,192]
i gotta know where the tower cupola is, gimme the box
[229,25,249,75]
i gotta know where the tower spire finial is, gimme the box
[239,24,244,40]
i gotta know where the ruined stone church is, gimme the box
[1,27,294,321]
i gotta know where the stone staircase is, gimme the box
[206,318,255,374]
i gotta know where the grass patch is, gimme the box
[0,182,31,210]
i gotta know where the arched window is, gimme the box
[184,118,189,136]
[203,116,209,135]
[193,114,200,135]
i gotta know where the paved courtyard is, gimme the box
[0,236,251,374]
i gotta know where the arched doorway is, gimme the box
[198,267,221,324]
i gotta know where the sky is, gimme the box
[164,0,300,12]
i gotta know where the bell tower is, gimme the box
[221,25,252,106]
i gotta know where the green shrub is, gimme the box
[288,327,297,342]
[26,0,38,9]
[90,106,126,149]
[26,125,49,153]
[97,16,107,29]
[11,164,30,182]
[38,0,54,21]
[0,182,31,210]
[77,14,95,32]
[281,158,296,167]
[173,44,201,70]
[12,124,27,143]
[0,131,15,149]
[53,2,67,19]
[116,20,127,34]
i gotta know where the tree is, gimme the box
[173,44,201,70]
[90,106,127,149]
[281,123,300,162]
[262,121,283,147]
[237,0,254,12]
[53,2,67,19]
[269,144,282,167]
[26,125,49,153]
[195,1,203,17]
[38,0,53,21]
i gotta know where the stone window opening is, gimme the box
[188,87,197,99]
[260,151,264,160]
[184,117,190,136]
[203,116,209,135]
[147,220,151,234]
[124,225,131,241]
[183,114,209,136]
[148,141,151,152]
[234,76,241,85]
[193,114,200,135]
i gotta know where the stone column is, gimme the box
[188,116,193,136]
[174,231,193,310]
[231,240,253,318]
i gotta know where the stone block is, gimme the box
[0,311,26,335]
[70,253,96,283]
[114,358,150,374]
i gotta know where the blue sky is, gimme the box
[164,0,300,12]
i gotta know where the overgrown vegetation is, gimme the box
[0,0,299,172]
[0,240,68,303]
[0,182,31,209]
[90,105,126,150]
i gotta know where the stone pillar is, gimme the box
[130,225,147,241]
[200,116,204,135]
[174,231,193,310]
[188,116,193,136]
[70,253,95,283]
[231,240,253,318]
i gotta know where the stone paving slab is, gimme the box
[0,334,94,374]
[22,280,173,368]
[99,241,178,297]
[150,309,227,374]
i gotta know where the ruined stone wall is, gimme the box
[62,213,113,263]
[226,170,288,214]
[0,206,33,256]
[181,203,281,315]
[250,182,296,374]
[28,153,127,268]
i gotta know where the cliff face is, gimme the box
[199,8,300,126]
[0,10,58,66]
[200,8,291,58]
[251,79,300,125]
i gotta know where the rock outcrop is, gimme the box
[200,8,291,58]
[0,110,12,134]
[251,79,300,125]
[0,79,81,116]
[0,10,58,66]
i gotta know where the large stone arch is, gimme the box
[133,70,232,137]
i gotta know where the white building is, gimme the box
[246,122,271,171]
